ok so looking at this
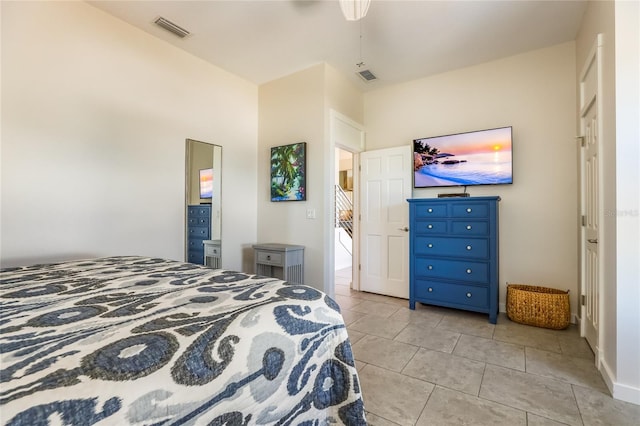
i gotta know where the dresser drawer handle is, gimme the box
[466,208,472,213]
[466,225,472,230]
[427,243,433,248]
[428,208,433,213]
[266,255,271,260]
[466,268,472,274]
[428,265,433,270]
[427,224,433,229]
[466,245,472,250]
[466,292,472,298]
[428,287,433,292]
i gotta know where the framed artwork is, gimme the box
[271,142,306,201]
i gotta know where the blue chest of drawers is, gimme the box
[187,205,211,265]
[408,196,500,323]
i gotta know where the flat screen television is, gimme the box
[413,126,513,188]
[199,168,213,199]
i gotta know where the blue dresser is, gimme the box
[408,196,500,323]
[187,205,211,265]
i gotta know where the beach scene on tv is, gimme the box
[414,127,513,188]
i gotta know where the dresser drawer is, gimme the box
[188,206,211,217]
[451,221,488,235]
[414,258,489,282]
[413,220,447,234]
[187,216,210,227]
[414,204,448,218]
[415,280,488,308]
[414,237,488,259]
[187,239,205,250]
[451,203,489,218]
[256,251,284,266]
[188,226,210,239]
[188,251,204,264]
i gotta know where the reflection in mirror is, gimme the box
[185,139,222,267]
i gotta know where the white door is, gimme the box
[360,146,412,298]
[580,34,603,357]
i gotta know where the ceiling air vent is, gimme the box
[357,69,377,82]
[154,16,190,38]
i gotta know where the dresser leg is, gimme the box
[409,300,416,310]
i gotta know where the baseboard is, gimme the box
[613,382,640,405]
[600,357,640,405]
[600,356,615,394]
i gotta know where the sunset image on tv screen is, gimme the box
[199,168,213,198]
[413,127,513,188]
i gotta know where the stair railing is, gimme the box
[335,185,353,240]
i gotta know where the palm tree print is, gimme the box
[271,142,306,201]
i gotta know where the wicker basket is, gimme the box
[506,284,570,330]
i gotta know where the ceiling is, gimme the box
[88,0,588,92]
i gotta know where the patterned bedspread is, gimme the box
[0,256,366,425]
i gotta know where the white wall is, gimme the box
[257,64,363,292]
[258,65,326,288]
[364,42,579,316]
[0,1,258,272]
[613,0,640,405]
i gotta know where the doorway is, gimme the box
[335,148,354,289]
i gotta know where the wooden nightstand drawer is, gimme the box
[204,244,220,257]
[256,251,284,266]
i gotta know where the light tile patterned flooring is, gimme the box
[334,268,640,426]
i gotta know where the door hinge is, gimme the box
[576,136,585,147]
[581,294,586,306]
[358,264,361,271]
[581,215,586,226]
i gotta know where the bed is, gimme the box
[0,256,366,425]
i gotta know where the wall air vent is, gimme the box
[154,16,190,38]
[357,69,377,82]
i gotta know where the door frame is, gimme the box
[326,110,365,296]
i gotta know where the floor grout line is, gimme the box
[335,270,635,426]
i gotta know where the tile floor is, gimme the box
[334,268,640,426]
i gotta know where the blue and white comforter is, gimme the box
[0,256,366,425]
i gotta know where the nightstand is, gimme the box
[203,240,221,269]
[252,243,304,284]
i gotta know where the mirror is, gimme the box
[185,139,222,267]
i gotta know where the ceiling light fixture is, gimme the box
[339,0,371,21]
